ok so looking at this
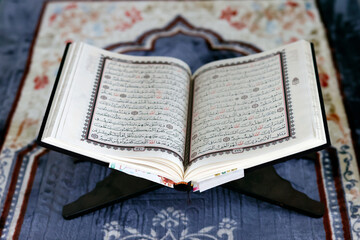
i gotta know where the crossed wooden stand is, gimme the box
[62,153,325,220]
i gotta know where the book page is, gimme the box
[84,55,190,162]
[190,52,289,163]
[42,43,191,182]
[184,40,328,182]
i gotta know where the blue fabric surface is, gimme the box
[20,152,324,239]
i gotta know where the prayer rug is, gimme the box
[0,0,359,239]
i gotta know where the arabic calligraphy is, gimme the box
[87,57,190,160]
[190,53,289,161]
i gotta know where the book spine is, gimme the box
[183,77,195,168]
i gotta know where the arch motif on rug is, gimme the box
[105,15,261,56]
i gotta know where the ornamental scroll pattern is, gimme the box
[338,145,360,238]
[102,207,237,240]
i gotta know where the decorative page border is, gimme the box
[81,55,189,162]
[189,50,295,164]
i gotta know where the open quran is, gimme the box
[38,40,330,192]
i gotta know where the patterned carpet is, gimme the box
[0,0,359,239]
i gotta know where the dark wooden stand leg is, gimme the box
[223,166,324,218]
[62,154,324,219]
[62,171,161,219]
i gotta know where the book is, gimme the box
[37,40,330,192]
